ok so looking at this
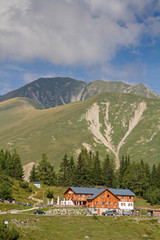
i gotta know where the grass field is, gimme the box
[0,214,160,240]
[1,93,160,170]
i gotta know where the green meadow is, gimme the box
[0,92,160,169]
[1,214,160,240]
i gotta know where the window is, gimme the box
[101,194,104,198]
[122,196,124,199]
[114,202,116,206]
[121,203,126,206]
[129,196,132,199]
[108,202,111,205]
[102,202,106,205]
[107,195,110,198]
[96,202,98,205]
[80,194,81,197]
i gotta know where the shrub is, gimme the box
[19,182,29,189]
[0,225,20,240]
[47,189,54,199]
[0,182,12,200]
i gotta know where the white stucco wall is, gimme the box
[119,201,134,210]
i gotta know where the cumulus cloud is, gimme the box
[101,62,147,84]
[23,72,57,83]
[0,0,159,65]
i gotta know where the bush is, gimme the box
[144,187,160,205]
[47,189,54,199]
[0,182,12,200]
[19,182,32,193]
[0,225,20,240]
[19,182,29,189]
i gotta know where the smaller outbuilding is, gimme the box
[33,182,41,188]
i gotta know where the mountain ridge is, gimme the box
[0,77,159,109]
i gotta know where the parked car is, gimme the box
[122,211,132,216]
[34,210,46,215]
[103,210,118,216]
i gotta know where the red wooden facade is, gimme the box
[65,187,135,214]
[65,188,119,208]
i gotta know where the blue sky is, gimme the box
[0,0,160,95]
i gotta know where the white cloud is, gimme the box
[100,61,147,84]
[4,64,25,72]
[0,81,12,95]
[0,0,159,65]
[23,72,57,83]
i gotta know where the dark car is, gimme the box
[103,210,118,216]
[122,211,132,216]
[34,210,46,215]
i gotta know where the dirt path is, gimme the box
[86,101,147,168]
[28,191,43,207]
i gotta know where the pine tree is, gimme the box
[3,150,12,173]
[29,165,38,182]
[92,151,102,185]
[156,162,160,188]
[37,153,57,185]
[151,164,157,188]
[73,153,86,186]
[102,155,115,187]
[119,155,125,188]
[0,149,5,170]
[58,154,69,186]
[10,149,24,180]
[67,156,75,186]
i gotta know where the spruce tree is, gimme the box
[0,149,5,170]
[37,153,57,185]
[68,156,75,186]
[151,164,157,188]
[102,155,115,187]
[156,162,160,188]
[29,165,38,182]
[92,151,102,185]
[10,149,24,180]
[119,155,125,188]
[73,153,86,186]
[58,154,69,186]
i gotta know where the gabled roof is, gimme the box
[70,187,106,198]
[108,188,135,196]
[69,186,119,200]
[66,186,135,201]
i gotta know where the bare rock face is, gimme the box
[23,162,35,181]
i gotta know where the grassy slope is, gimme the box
[0,93,160,169]
[0,214,160,240]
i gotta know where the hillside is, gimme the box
[0,77,159,109]
[0,93,160,169]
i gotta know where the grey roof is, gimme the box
[70,186,106,200]
[69,187,135,200]
[108,188,135,196]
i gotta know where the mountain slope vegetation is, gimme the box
[0,93,160,169]
[0,77,159,109]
